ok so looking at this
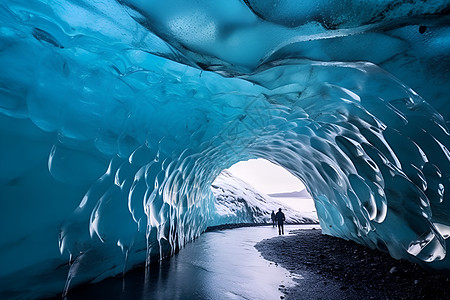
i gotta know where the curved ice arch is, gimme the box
[1,0,450,298]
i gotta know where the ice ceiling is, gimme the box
[1,0,450,298]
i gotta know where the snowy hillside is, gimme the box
[209,171,318,226]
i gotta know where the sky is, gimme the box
[226,158,306,194]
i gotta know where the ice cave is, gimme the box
[0,0,450,298]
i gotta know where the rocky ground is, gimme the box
[255,228,450,300]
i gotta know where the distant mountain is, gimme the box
[268,190,311,198]
[209,170,318,226]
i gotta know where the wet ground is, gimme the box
[256,228,450,299]
[65,225,319,300]
[64,225,450,299]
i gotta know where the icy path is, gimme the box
[66,225,319,300]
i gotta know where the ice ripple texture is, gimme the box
[0,0,450,298]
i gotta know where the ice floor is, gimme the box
[64,225,319,300]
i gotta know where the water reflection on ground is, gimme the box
[66,225,319,300]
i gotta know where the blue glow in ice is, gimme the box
[0,0,450,298]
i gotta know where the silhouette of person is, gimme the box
[275,208,285,235]
[271,210,276,227]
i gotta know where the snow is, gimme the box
[210,170,318,225]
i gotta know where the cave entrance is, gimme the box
[211,158,318,224]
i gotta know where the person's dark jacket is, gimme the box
[275,211,285,225]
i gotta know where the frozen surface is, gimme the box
[210,170,318,225]
[274,196,317,215]
[0,0,450,298]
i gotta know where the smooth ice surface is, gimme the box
[274,196,317,215]
[1,0,450,298]
[66,226,318,300]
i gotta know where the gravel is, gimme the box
[255,228,450,299]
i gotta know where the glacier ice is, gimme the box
[0,0,450,298]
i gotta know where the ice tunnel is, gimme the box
[1,0,450,298]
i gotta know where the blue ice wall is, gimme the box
[0,0,449,298]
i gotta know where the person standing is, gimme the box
[275,208,285,235]
[271,210,276,227]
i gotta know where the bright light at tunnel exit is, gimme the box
[227,158,305,194]
[226,158,315,213]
